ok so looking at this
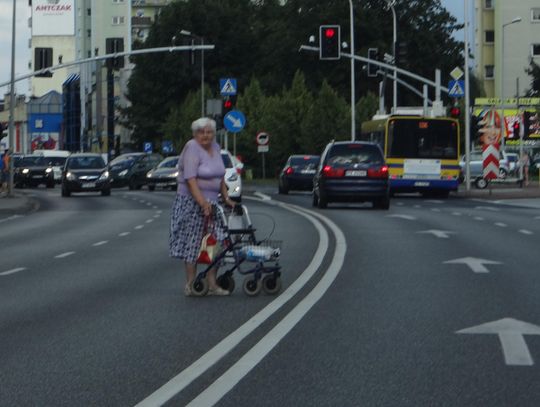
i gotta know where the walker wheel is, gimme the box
[191,278,209,296]
[217,275,236,293]
[262,275,282,295]
[242,277,262,296]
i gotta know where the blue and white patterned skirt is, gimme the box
[169,194,227,264]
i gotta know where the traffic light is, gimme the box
[221,95,237,128]
[319,25,341,60]
[449,106,461,118]
[512,119,520,138]
[367,48,379,77]
[396,41,408,66]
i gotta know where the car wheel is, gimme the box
[374,196,390,210]
[317,193,328,209]
[128,177,136,190]
[148,184,155,191]
[101,188,111,196]
[61,187,71,197]
[475,177,489,189]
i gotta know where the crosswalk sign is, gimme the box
[220,78,237,96]
[448,80,465,98]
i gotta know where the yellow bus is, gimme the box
[359,115,460,197]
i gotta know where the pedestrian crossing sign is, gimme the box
[448,80,465,98]
[220,78,237,96]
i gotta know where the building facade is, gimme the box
[475,0,540,98]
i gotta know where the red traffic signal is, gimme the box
[450,106,461,118]
[319,25,341,60]
[324,28,335,38]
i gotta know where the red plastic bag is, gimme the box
[197,216,219,264]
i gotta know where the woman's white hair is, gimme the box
[191,117,216,134]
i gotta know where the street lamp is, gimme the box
[179,30,205,117]
[385,0,398,112]
[7,0,16,196]
[500,17,521,151]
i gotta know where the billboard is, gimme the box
[32,0,75,36]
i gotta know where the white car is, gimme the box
[221,150,242,201]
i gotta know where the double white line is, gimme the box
[136,197,346,406]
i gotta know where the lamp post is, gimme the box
[385,0,397,113]
[500,17,522,151]
[464,0,471,191]
[179,30,205,117]
[7,0,16,196]
[348,0,356,141]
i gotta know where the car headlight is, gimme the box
[45,168,53,173]
[119,169,128,177]
[169,171,179,178]
[66,172,78,181]
[98,171,109,181]
[146,172,153,178]
[227,173,239,182]
[22,168,29,174]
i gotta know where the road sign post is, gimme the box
[256,132,269,179]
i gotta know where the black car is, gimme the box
[109,153,163,190]
[313,141,390,209]
[61,154,111,197]
[14,155,55,188]
[146,156,179,191]
[278,155,320,194]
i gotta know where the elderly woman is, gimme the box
[170,117,236,296]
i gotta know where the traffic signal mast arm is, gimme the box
[0,44,216,88]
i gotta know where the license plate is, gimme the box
[301,169,316,174]
[414,181,430,187]
[346,170,366,177]
[82,182,96,188]
[32,175,44,179]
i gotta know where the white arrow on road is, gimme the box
[386,214,417,220]
[457,318,540,366]
[417,230,454,239]
[443,257,502,273]
[226,115,243,128]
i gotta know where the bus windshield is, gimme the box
[387,119,458,160]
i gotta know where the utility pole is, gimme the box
[7,0,16,196]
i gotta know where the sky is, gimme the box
[0,0,468,97]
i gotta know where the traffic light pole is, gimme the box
[0,44,215,196]
[348,0,356,141]
[464,0,471,191]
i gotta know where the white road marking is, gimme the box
[145,219,153,224]
[139,200,145,204]
[444,257,502,273]
[452,212,462,216]
[185,205,346,407]
[0,214,23,224]
[153,206,158,209]
[519,229,534,235]
[119,232,130,237]
[431,208,441,212]
[135,225,144,230]
[417,230,454,239]
[153,215,160,218]
[495,222,508,228]
[135,199,337,407]
[396,202,404,206]
[414,205,422,209]
[146,203,152,206]
[457,318,540,366]
[474,216,484,221]
[156,210,163,214]
[0,267,27,276]
[475,206,500,212]
[425,199,444,204]
[92,241,108,246]
[386,214,416,220]
[55,251,75,259]
[253,192,272,201]
[535,216,540,220]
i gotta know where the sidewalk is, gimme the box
[454,181,540,200]
[0,192,39,214]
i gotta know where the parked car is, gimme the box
[61,153,111,197]
[14,155,55,188]
[221,149,242,201]
[109,153,163,190]
[313,141,390,209]
[33,150,70,183]
[278,155,320,194]
[459,151,511,188]
[146,156,179,191]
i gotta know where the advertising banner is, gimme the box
[32,0,75,36]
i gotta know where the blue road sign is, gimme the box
[143,142,153,153]
[224,110,246,133]
[162,140,173,154]
[448,80,465,98]
[220,78,237,96]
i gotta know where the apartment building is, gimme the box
[475,0,540,98]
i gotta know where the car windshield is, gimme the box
[46,157,67,166]
[327,144,383,166]
[18,156,46,167]
[158,157,178,168]
[68,156,105,169]
[110,155,138,168]
[290,156,320,169]
[221,153,233,169]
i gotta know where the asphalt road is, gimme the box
[1,187,540,406]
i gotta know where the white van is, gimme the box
[33,150,71,183]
